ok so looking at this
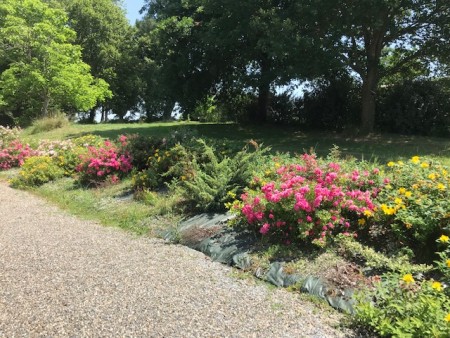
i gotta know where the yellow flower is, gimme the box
[404,191,412,198]
[405,223,412,229]
[381,204,396,215]
[445,314,450,322]
[358,218,366,225]
[432,281,442,291]
[402,274,415,284]
[227,191,236,199]
[446,259,450,268]
[387,161,395,167]
[275,162,281,168]
[412,184,419,190]
[439,235,449,243]
[398,188,406,194]
[428,173,437,180]
[437,183,446,191]
[421,162,429,168]
[363,210,373,217]
[394,198,403,205]
[411,156,420,164]
[442,169,448,176]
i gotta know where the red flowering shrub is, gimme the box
[232,154,384,246]
[75,136,132,186]
[0,140,37,170]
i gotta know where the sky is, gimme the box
[122,0,145,24]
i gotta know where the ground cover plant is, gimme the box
[1,121,449,337]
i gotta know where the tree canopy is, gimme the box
[0,0,111,125]
[0,0,449,134]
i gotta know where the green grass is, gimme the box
[21,121,450,165]
[31,177,181,236]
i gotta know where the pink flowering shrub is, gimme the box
[232,153,384,246]
[75,136,132,186]
[0,140,37,170]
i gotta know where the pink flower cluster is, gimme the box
[240,154,382,244]
[0,140,37,170]
[76,137,132,185]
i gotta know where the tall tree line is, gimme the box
[1,0,449,133]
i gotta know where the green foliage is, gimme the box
[60,0,141,122]
[325,0,450,132]
[173,139,269,212]
[193,95,222,122]
[354,272,450,337]
[374,157,449,259]
[0,0,111,125]
[377,79,450,137]
[11,155,64,187]
[336,235,432,275]
[29,113,69,134]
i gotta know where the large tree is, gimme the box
[0,0,111,125]
[57,0,141,122]
[140,0,328,122]
[327,0,450,133]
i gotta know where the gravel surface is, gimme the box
[0,183,354,337]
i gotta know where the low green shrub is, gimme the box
[336,235,432,275]
[172,139,269,212]
[29,113,69,134]
[11,155,64,187]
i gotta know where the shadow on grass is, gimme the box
[64,122,450,162]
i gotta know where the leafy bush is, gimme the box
[231,153,384,246]
[373,156,449,259]
[132,142,193,191]
[336,235,432,275]
[75,137,132,186]
[0,125,21,148]
[377,79,450,136]
[172,139,269,212]
[435,235,450,295]
[0,140,36,170]
[11,156,65,187]
[355,271,450,337]
[29,113,69,134]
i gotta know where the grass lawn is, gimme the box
[21,121,450,165]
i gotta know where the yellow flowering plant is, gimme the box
[10,155,64,188]
[355,272,450,337]
[435,236,450,294]
[374,156,449,258]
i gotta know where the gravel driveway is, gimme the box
[0,183,353,337]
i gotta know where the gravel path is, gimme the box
[0,183,353,337]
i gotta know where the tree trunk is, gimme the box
[88,108,96,123]
[162,102,174,120]
[256,55,271,124]
[42,95,50,117]
[360,55,381,134]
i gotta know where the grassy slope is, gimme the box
[21,121,450,165]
